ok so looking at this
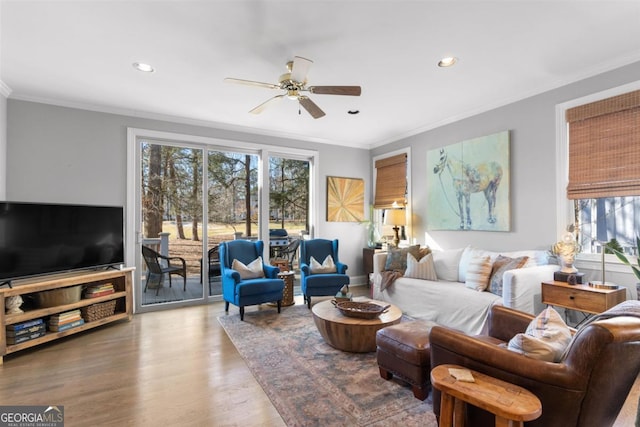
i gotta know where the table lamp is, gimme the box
[384,209,406,247]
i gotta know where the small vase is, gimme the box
[367,225,380,248]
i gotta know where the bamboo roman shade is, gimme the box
[566,89,640,199]
[374,153,407,208]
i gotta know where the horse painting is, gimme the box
[433,149,503,230]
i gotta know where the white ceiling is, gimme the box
[2,1,640,149]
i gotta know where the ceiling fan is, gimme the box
[224,56,361,119]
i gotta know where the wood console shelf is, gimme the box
[0,268,134,363]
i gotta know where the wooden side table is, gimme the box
[431,364,542,427]
[541,280,626,315]
[278,271,295,307]
[362,248,384,279]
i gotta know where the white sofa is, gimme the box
[372,246,559,334]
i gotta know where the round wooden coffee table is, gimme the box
[312,299,402,353]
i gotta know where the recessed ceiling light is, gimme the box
[437,57,458,68]
[133,62,155,73]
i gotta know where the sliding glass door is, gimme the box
[128,129,318,313]
[139,141,205,307]
[268,156,309,270]
[205,151,259,296]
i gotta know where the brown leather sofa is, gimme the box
[430,301,640,427]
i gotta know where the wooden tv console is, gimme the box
[0,268,133,363]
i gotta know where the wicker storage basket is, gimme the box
[332,300,390,319]
[81,300,117,322]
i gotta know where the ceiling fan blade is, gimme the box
[224,77,280,90]
[308,86,362,96]
[299,96,326,119]
[249,95,285,114]
[290,56,313,83]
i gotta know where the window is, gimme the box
[268,156,310,234]
[374,153,407,209]
[574,198,640,255]
[564,88,640,255]
[372,150,411,244]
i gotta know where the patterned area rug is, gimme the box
[218,304,437,426]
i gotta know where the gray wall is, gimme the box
[5,100,371,277]
[372,61,640,293]
[5,61,640,288]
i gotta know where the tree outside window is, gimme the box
[575,197,640,256]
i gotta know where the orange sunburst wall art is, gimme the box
[326,176,365,222]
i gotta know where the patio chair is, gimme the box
[277,238,300,271]
[299,238,350,308]
[199,245,221,294]
[219,240,284,321]
[141,245,187,295]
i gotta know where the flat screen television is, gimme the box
[0,202,125,282]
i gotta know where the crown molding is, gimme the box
[8,93,373,149]
[370,54,640,149]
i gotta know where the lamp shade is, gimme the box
[384,209,406,226]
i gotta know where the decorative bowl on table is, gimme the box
[331,300,390,319]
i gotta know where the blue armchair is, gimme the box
[300,239,350,309]
[219,240,284,321]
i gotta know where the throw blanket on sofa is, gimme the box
[379,270,403,291]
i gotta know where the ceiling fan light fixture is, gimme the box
[286,89,299,100]
[437,56,457,68]
[133,62,155,73]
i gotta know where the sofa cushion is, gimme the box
[232,256,265,279]
[384,245,420,272]
[507,307,572,362]
[501,250,549,267]
[404,253,438,281]
[464,255,493,291]
[488,255,529,296]
[310,255,337,274]
[376,277,499,335]
[417,246,432,260]
[431,247,464,281]
[459,246,500,282]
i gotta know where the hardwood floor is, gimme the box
[1,287,637,426]
[0,297,290,426]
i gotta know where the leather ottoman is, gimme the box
[376,319,436,400]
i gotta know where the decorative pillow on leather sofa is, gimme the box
[507,307,572,362]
